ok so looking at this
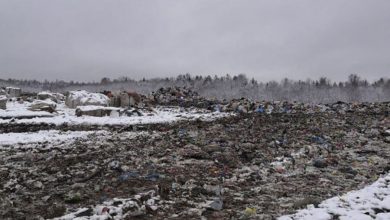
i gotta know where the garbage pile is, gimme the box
[149,87,217,108]
[59,87,390,118]
[0,103,388,219]
[146,87,390,116]
[212,98,390,115]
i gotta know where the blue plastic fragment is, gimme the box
[119,171,140,181]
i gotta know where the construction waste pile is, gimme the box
[0,86,389,219]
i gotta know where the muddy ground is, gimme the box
[0,108,389,219]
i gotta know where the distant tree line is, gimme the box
[0,74,389,103]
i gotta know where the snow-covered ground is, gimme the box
[279,174,390,220]
[0,101,53,118]
[3,100,389,219]
[0,101,231,126]
[0,130,107,146]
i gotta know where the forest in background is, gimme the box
[1,74,389,103]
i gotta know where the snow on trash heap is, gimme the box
[278,173,390,220]
[28,99,57,113]
[37,91,65,103]
[65,90,109,108]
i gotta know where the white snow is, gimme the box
[66,90,109,108]
[38,91,64,97]
[0,130,107,146]
[77,106,121,111]
[29,99,57,110]
[0,101,53,118]
[278,173,390,220]
[30,99,57,106]
[5,86,20,90]
[0,102,231,126]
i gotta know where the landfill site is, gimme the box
[0,86,389,220]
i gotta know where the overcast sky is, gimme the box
[0,0,389,82]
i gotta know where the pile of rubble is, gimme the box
[146,87,390,116]
[149,87,200,103]
[149,87,217,108]
[0,103,388,219]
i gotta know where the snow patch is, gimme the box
[0,101,53,118]
[0,130,107,146]
[0,104,231,126]
[278,173,390,220]
[66,90,109,108]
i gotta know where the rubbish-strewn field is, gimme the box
[0,87,389,219]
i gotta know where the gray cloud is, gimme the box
[0,0,389,82]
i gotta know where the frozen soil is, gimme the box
[0,109,389,219]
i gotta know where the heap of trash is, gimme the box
[149,87,217,108]
[0,95,388,219]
